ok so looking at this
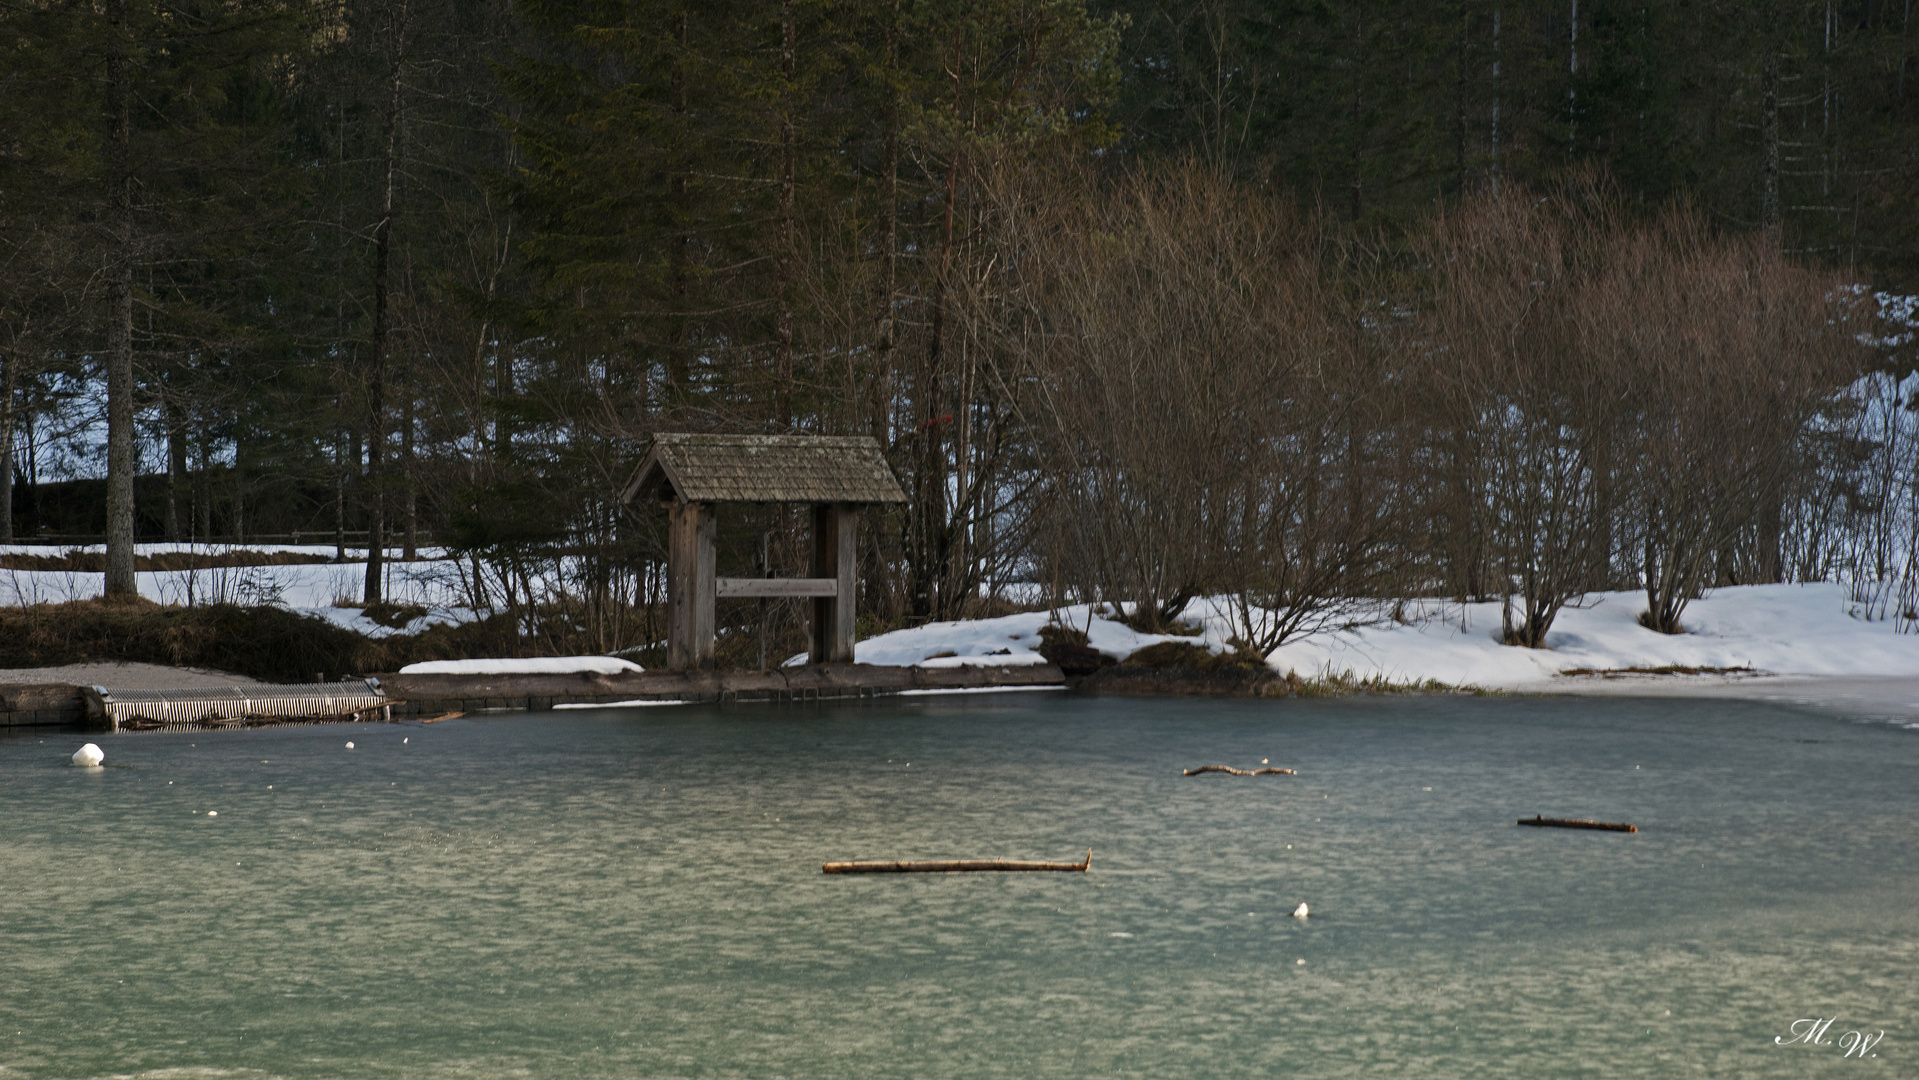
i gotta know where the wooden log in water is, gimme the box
[419,711,464,724]
[823,850,1091,874]
[1517,815,1637,833]
[1183,764,1297,776]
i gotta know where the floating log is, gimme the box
[419,711,464,724]
[1518,815,1637,833]
[1183,764,1297,776]
[823,850,1091,874]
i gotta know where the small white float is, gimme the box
[71,743,104,768]
[1293,903,1309,918]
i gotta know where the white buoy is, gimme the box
[345,741,355,750]
[206,811,217,817]
[71,743,104,768]
[1292,903,1309,918]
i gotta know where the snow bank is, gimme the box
[851,604,1213,668]
[399,656,644,676]
[0,554,482,636]
[848,584,1919,691]
[895,685,1069,697]
[0,542,451,558]
[1253,583,1919,690]
[0,558,466,610]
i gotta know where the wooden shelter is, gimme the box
[621,433,907,669]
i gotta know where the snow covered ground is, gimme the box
[1255,584,1919,689]
[852,583,1919,691]
[848,605,1198,668]
[0,543,476,637]
[399,656,644,676]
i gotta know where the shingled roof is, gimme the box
[621,433,907,505]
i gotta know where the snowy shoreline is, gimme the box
[851,582,1919,718]
[4,547,1914,720]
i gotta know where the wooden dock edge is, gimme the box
[0,663,1066,728]
[373,662,1069,715]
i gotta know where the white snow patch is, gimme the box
[1257,583,1919,690]
[853,604,1212,668]
[893,685,1068,697]
[400,656,645,676]
[552,698,688,709]
[848,584,1919,692]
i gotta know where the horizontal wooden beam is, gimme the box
[716,576,841,598]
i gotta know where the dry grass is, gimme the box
[1274,667,1493,697]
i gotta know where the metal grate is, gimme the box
[88,680,388,730]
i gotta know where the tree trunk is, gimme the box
[164,389,183,542]
[872,2,899,443]
[664,8,690,403]
[1761,53,1780,248]
[0,346,15,544]
[363,44,403,606]
[912,26,964,620]
[195,436,211,542]
[232,440,245,543]
[1567,0,1578,149]
[1454,5,1468,191]
[335,435,347,561]
[103,0,138,598]
[774,0,796,429]
[1490,7,1502,192]
[402,392,417,560]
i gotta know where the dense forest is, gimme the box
[2,0,1918,659]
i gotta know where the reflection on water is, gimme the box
[2,694,1914,1078]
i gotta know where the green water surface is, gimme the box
[1,693,1914,1077]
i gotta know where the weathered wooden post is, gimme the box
[622,434,905,671]
[666,500,716,669]
[810,502,858,663]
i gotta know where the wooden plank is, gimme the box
[376,663,1065,706]
[1183,764,1298,776]
[825,851,1090,874]
[717,576,839,598]
[1517,815,1638,833]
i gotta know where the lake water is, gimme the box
[2,692,1914,1078]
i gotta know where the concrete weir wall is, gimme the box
[0,683,89,729]
[0,663,1068,728]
